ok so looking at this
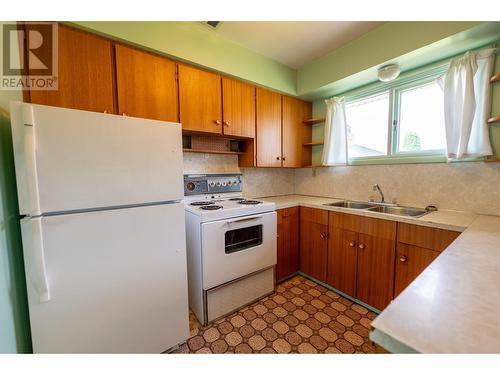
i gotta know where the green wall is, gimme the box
[0,100,32,353]
[72,21,297,95]
[297,22,494,97]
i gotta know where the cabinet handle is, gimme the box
[358,243,366,249]
[122,113,127,116]
[349,241,356,247]
[215,120,221,125]
[224,121,230,127]
[282,156,286,161]
[399,255,408,263]
[103,110,108,114]
[320,233,328,240]
[276,156,280,160]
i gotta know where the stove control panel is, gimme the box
[184,174,242,195]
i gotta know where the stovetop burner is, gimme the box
[228,197,245,201]
[238,200,262,205]
[190,201,214,206]
[200,205,223,210]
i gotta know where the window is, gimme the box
[346,92,390,158]
[395,81,446,154]
[344,65,447,161]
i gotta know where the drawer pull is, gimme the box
[399,255,408,263]
[349,241,356,247]
[358,243,366,249]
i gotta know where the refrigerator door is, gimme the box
[10,101,184,216]
[21,203,189,353]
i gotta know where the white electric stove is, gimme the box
[184,173,277,325]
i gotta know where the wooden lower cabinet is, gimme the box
[394,223,460,297]
[394,243,440,296]
[299,207,329,283]
[290,209,461,311]
[327,227,357,296]
[327,212,396,311]
[276,207,299,282]
[356,233,396,310]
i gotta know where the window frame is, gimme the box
[343,62,449,164]
[392,78,447,157]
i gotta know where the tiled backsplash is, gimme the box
[182,153,295,198]
[183,153,500,215]
[295,162,500,216]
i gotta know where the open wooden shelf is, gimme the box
[303,142,324,146]
[303,118,325,125]
[491,73,500,84]
[183,148,245,155]
[487,116,500,124]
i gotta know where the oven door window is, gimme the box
[225,225,263,254]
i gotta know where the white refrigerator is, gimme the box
[10,101,189,353]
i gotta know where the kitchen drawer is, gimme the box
[397,223,460,252]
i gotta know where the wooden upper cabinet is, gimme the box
[222,77,255,138]
[256,88,282,167]
[28,24,115,113]
[276,207,300,282]
[178,64,222,134]
[299,207,329,283]
[282,96,312,167]
[115,45,178,122]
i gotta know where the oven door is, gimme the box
[201,211,277,289]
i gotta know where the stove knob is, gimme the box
[233,180,239,186]
[216,181,221,187]
[186,182,195,191]
[227,181,232,186]
[209,181,216,187]
[222,181,227,186]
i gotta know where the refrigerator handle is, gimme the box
[30,219,51,303]
[23,115,41,215]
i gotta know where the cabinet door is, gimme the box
[327,227,358,296]
[282,96,312,167]
[256,88,282,167]
[356,233,396,310]
[115,45,178,122]
[222,78,255,138]
[276,207,299,281]
[28,24,115,113]
[178,64,222,134]
[394,243,440,297]
[299,207,328,282]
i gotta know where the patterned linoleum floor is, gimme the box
[173,275,378,354]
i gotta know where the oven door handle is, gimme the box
[226,216,262,225]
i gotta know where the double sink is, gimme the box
[324,200,429,218]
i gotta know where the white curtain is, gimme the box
[322,97,348,166]
[438,48,496,159]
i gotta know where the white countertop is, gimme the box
[257,194,500,353]
[258,194,477,232]
[371,214,500,353]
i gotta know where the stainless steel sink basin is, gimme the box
[366,205,428,217]
[324,201,376,209]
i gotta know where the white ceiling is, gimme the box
[209,21,385,69]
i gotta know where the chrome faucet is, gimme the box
[372,184,385,203]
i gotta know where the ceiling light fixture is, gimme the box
[377,64,400,82]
